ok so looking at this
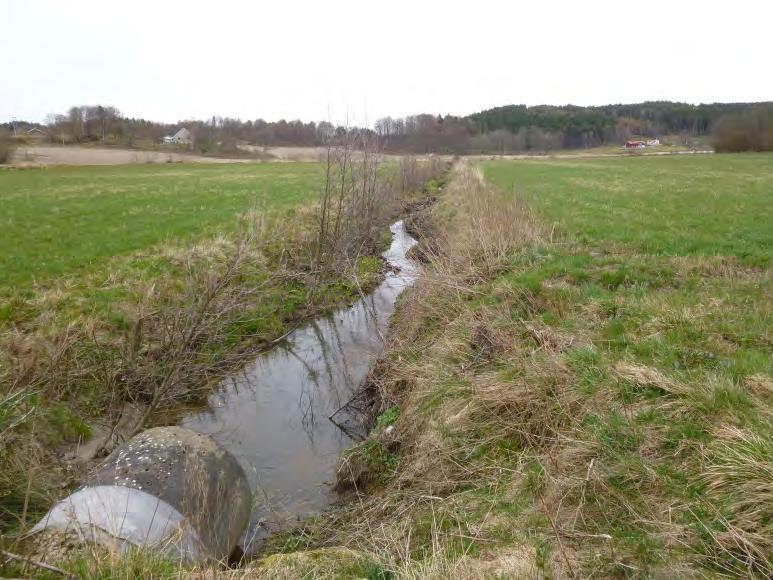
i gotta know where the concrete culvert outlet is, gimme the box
[30,426,252,564]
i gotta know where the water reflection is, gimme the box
[181,221,418,550]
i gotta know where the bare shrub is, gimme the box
[712,108,773,152]
[394,155,446,195]
[311,135,448,295]
[0,130,16,164]
[312,135,390,284]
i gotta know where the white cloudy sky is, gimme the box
[2,0,771,126]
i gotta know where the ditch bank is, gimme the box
[180,219,421,553]
[23,217,425,567]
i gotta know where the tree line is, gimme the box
[35,107,340,153]
[375,102,773,153]
[3,100,772,156]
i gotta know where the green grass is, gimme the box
[473,155,773,574]
[0,163,321,290]
[483,153,773,266]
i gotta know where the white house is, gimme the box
[646,138,661,146]
[163,128,192,144]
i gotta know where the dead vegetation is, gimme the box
[0,130,15,164]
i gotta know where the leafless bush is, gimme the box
[122,222,273,433]
[712,108,773,152]
[393,155,446,195]
[311,136,448,295]
[313,135,385,280]
[0,214,282,533]
[0,130,16,164]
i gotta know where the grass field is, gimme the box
[483,153,772,266]
[471,155,772,575]
[0,163,321,289]
[272,155,772,577]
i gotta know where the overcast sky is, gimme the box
[2,0,771,126]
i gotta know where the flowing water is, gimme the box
[181,221,418,550]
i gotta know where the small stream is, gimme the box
[180,221,418,551]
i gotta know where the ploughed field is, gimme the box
[0,162,322,290]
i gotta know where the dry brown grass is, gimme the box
[699,426,773,574]
[611,361,690,397]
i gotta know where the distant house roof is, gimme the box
[26,127,46,135]
[163,127,192,144]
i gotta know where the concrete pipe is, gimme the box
[31,426,252,563]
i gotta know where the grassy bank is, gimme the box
[0,156,446,552]
[261,155,771,577]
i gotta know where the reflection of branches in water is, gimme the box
[280,342,318,384]
[365,292,388,345]
[280,344,322,445]
[310,320,336,387]
[298,375,316,444]
[360,283,380,328]
[328,315,354,401]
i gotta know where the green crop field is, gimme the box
[483,153,773,267]
[0,163,322,290]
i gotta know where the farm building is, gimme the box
[24,127,48,142]
[625,140,646,149]
[163,128,192,144]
